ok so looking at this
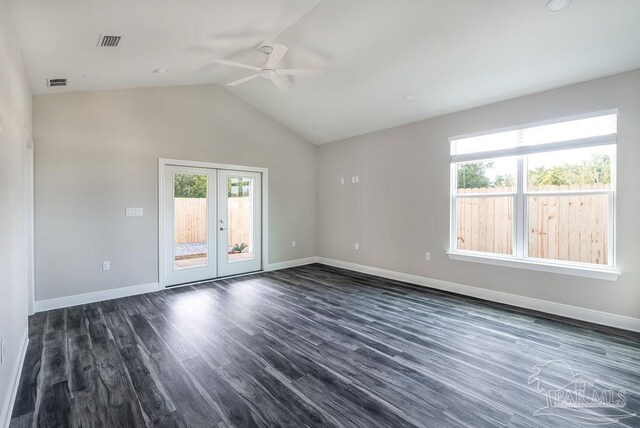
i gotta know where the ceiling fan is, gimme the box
[211,43,323,92]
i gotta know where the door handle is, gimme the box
[219,227,226,231]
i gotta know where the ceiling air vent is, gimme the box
[46,78,67,87]
[97,34,121,47]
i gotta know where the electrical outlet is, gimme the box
[102,261,111,271]
[355,176,360,183]
[355,243,359,250]
[425,252,431,261]
[291,240,296,247]
[0,339,5,364]
[340,177,345,184]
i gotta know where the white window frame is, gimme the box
[448,111,620,281]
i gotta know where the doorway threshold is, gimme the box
[166,270,264,289]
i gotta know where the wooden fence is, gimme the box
[174,197,251,247]
[174,198,207,244]
[227,197,251,247]
[456,184,609,265]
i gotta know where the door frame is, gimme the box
[158,158,268,289]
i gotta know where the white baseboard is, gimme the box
[32,257,319,313]
[34,282,161,313]
[1,328,28,428]
[316,257,640,333]
[265,257,318,271]
[31,256,639,332]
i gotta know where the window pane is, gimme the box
[227,176,255,263]
[174,173,208,269]
[456,157,517,194]
[451,114,616,156]
[451,130,520,156]
[528,194,609,265]
[518,114,616,147]
[456,196,513,255]
[527,145,614,191]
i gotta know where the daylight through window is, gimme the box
[450,112,617,269]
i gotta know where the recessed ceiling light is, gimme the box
[546,0,571,12]
[83,73,99,79]
[404,94,416,102]
[153,68,168,74]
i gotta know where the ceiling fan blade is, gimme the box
[211,58,260,71]
[265,44,288,69]
[277,69,323,76]
[226,73,261,87]
[271,75,290,92]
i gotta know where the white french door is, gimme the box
[163,166,217,286]
[163,165,262,286]
[217,170,262,277]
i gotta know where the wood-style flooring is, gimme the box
[10,264,640,427]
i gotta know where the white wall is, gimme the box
[0,0,32,424]
[28,57,640,323]
[33,84,317,301]
[318,69,640,320]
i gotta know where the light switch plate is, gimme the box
[102,261,111,271]
[126,208,143,217]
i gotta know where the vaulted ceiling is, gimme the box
[12,0,640,144]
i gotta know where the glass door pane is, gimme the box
[164,166,216,286]
[226,176,255,263]
[218,170,261,277]
[174,173,208,269]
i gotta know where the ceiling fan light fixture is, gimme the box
[259,69,276,80]
[211,43,323,92]
[546,0,571,12]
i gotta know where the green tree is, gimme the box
[457,161,493,189]
[227,178,251,197]
[494,174,515,187]
[174,174,207,198]
[528,154,611,186]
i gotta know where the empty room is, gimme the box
[2,0,640,426]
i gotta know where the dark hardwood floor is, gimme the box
[10,264,640,427]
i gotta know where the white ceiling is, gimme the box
[12,0,640,144]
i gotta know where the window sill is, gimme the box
[447,252,620,281]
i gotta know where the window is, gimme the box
[449,111,618,279]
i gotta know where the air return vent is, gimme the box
[97,34,121,47]
[46,78,67,87]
